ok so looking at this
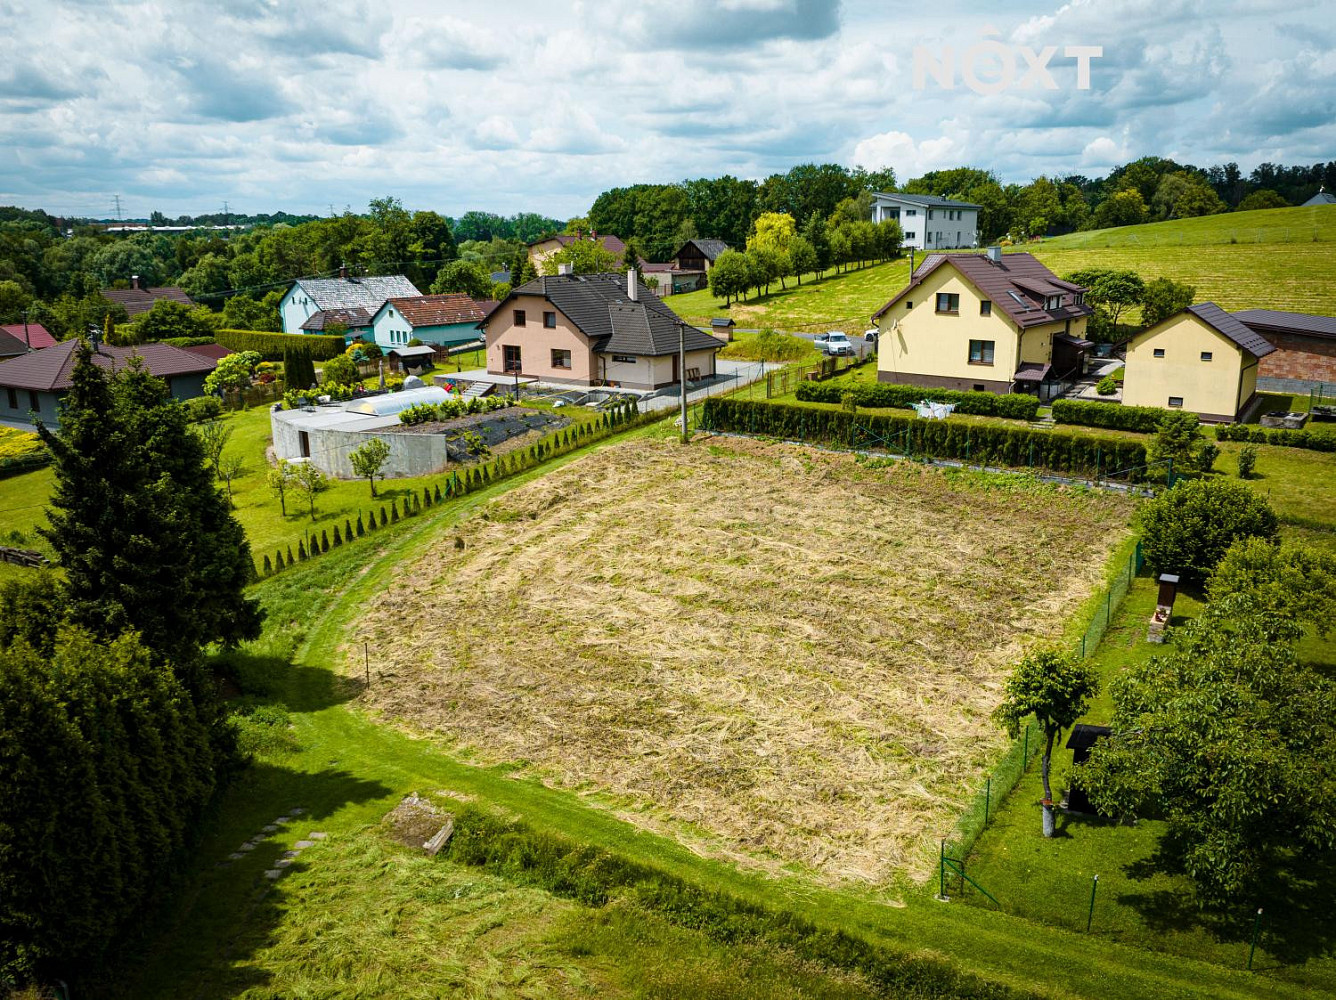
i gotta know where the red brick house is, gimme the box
[1234,310,1336,388]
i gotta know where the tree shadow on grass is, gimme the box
[96,761,397,1000]
[214,647,362,714]
[1118,842,1336,966]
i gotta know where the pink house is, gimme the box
[483,270,722,391]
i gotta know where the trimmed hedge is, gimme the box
[701,398,1148,480]
[796,380,1041,420]
[1051,398,1170,434]
[1216,422,1336,452]
[446,806,1032,1000]
[216,328,346,361]
[160,336,217,348]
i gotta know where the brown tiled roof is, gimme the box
[873,252,1094,329]
[1234,309,1336,342]
[383,294,485,328]
[300,307,372,331]
[101,286,195,317]
[0,339,216,392]
[531,234,627,255]
[182,343,233,361]
[1183,303,1276,358]
[0,322,56,349]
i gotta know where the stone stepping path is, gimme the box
[217,807,327,878]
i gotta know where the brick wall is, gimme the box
[1257,331,1336,382]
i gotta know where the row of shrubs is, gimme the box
[795,380,1041,420]
[216,328,347,361]
[259,398,648,576]
[444,805,1028,1000]
[0,427,48,478]
[700,398,1149,480]
[1216,422,1336,453]
[1051,398,1173,433]
[399,394,514,425]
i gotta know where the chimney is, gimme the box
[627,268,638,301]
[131,273,145,291]
[557,262,573,276]
[987,246,1002,264]
[338,263,350,279]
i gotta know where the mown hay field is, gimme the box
[355,438,1132,886]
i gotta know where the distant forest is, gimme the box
[0,156,1331,340]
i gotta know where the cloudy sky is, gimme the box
[1,0,1332,220]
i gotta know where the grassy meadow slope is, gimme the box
[663,205,1336,330]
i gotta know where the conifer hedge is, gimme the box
[701,398,1147,480]
[1215,422,1336,452]
[1051,398,1170,433]
[216,329,346,360]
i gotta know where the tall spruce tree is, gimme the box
[36,342,262,679]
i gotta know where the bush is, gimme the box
[160,336,217,348]
[1095,375,1118,396]
[701,398,1144,480]
[1051,398,1170,433]
[1197,441,1220,472]
[320,353,360,387]
[795,381,1041,420]
[1138,478,1279,583]
[216,329,346,361]
[184,395,224,422]
[1216,422,1336,453]
[1237,444,1257,478]
[719,328,812,362]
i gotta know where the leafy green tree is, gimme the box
[1082,598,1336,902]
[293,461,329,520]
[1152,171,1226,220]
[36,341,262,674]
[1064,268,1145,331]
[1138,478,1279,583]
[1237,189,1288,211]
[202,350,261,395]
[177,252,230,300]
[1091,188,1150,229]
[349,437,392,497]
[1208,538,1336,634]
[267,458,295,517]
[1139,277,1196,328]
[0,278,31,322]
[873,218,903,260]
[707,249,749,304]
[220,290,282,331]
[799,211,831,275]
[430,259,495,299]
[131,299,218,342]
[787,236,817,285]
[542,239,618,276]
[993,648,1098,837]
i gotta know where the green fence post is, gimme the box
[1023,724,1029,769]
[1248,908,1264,970]
[985,777,991,824]
[939,839,946,900]
[1086,875,1099,932]
[1106,590,1112,629]
[1081,634,1086,658]
[1166,457,1174,488]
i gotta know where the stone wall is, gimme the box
[271,408,451,479]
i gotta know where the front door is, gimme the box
[672,352,680,384]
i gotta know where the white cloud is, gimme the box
[853,130,965,178]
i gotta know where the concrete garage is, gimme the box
[271,387,453,479]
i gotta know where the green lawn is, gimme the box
[665,261,907,332]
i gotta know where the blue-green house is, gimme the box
[369,294,486,350]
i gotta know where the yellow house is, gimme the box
[1122,303,1275,422]
[871,250,1093,398]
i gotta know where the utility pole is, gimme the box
[223,200,230,229]
[21,309,30,351]
[679,322,688,444]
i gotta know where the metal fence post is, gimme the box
[1086,875,1099,932]
[939,839,946,899]
[1248,908,1264,970]
[985,777,991,824]
[1023,724,1029,769]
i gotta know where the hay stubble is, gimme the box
[356,438,1130,885]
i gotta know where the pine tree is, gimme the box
[356,513,365,536]
[283,346,316,390]
[333,526,342,546]
[287,545,295,564]
[390,501,399,522]
[433,483,442,502]
[320,530,329,552]
[262,554,272,575]
[344,518,353,541]
[276,550,285,570]
[380,506,388,527]
[298,541,307,561]
[423,487,432,508]
[36,340,261,675]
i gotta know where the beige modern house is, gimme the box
[871,250,1093,398]
[1122,303,1274,421]
[526,233,627,273]
[482,269,722,390]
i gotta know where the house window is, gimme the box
[28,391,38,412]
[544,311,557,328]
[1168,396,1183,407]
[925,232,933,244]
[906,300,913,309]
[611,355,637,364]
[969,340,995,365]
[503,344,522,372]
[1200,351,1213,362]
[980,300,992,316]
[928,209,934,219]
[972,384,985,392]
[513,309,526,326]
[5,387,15,409]
[1153,348,1165,358]
[936,293,959,314]
[906,209,917,217]
[551,349,572,369]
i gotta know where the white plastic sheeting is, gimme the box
[913,400,956,420]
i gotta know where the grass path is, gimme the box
[112,426,1323,1000]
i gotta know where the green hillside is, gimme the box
[1037,204,1336,250]
[662,205,1336,330]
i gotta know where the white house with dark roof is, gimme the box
[481,269,722,390]
[871,193,980,250]
[279,270,421,335]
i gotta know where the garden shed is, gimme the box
[1064,724,1112,814]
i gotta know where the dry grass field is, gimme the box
[354,438,1132,886]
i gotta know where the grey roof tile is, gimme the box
[1234,308,1336,342]
[1185,303,1276,358]
[292,275,420,313]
